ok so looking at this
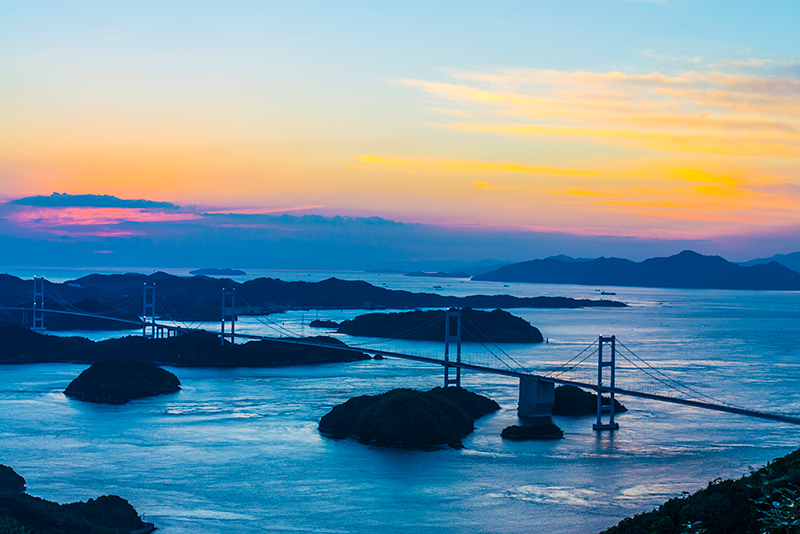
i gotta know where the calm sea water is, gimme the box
[2,270,800,533]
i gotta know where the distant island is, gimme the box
[189,268,246,276]
[0,465,153,534]
[473,250,800,290]
[337,308,544,343]
[319,387,499,448]
[403,271,470,279]
[0,273,626,330]
[0,322,370,367]
[65,358,181,404]
[552,385,627,415]
[309,319,339,328]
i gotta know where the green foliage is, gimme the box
[0,489,139,534]
[0,515,30,534]
[600,449,800,534]
[751,469,800,533]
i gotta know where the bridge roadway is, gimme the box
[225,331,800,426]
[5,307,799,427]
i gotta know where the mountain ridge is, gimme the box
[473,250,800,290]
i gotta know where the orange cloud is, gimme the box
[397,67,800,160]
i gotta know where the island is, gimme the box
[0,322,371,367]
[64,358,181,404]
[501,423,564,440]
[319,386,500,448]
[309,319,339,328]
[189,268,246,276]
[0,272,626,331]
[337,308,544,343]
[0,467,153,534]
[552,385,627,415]
[0,464,25,491]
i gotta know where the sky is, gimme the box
[1,1,799,268]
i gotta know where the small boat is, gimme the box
[600,291,616,296]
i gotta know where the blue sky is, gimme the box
[1,1,799,267]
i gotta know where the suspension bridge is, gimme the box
[4,277,800,430]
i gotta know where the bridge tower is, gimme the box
[142,284,156,339]
[443,308,462,387]
[221,288,236,346]
[593,335,619,431]
[32,276,45,331]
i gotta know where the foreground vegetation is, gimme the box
[601,448,800,534]
[0,466,150,534]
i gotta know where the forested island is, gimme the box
[0,272,625,330]
[0,322,370,367]
[319,387,500,448]
[553,385,627,415]
[65,358,181,404]
[0,464,152,534]
[337,308,544,342]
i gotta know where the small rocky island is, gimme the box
[0,465,153,534]
[501,423,564,440]
[65,358,181,404]
[337,308,544,343]
[552,385,627,415]
[319,387,500,448]
[309,319,339,328]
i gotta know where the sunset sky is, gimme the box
[1,1,799,267]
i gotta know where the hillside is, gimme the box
[473,250,800,290]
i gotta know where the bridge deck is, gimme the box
[5,311,798,426]
[224,332,800,426]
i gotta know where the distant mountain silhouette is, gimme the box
[740,251,800,273]
[472,250,800,290]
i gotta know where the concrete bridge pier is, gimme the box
[518,376,555,418]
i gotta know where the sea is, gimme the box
[2,268,800,533]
